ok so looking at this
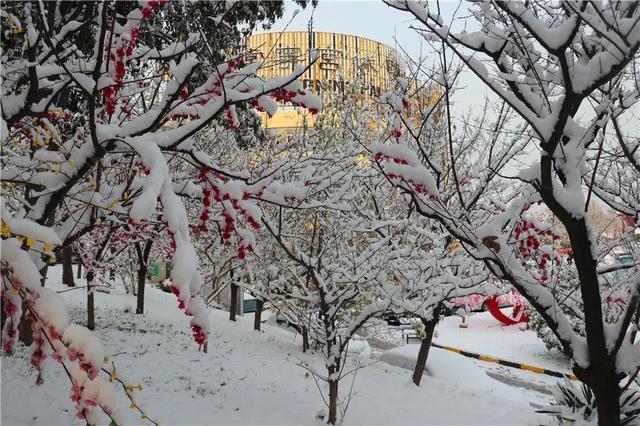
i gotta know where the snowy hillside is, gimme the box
[2,267,552,425]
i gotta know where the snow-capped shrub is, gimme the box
[538,380,640,425]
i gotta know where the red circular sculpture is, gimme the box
[486,297,528,325]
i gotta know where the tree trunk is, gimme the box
[62,245,75,287]
[254,299,264,331]
[563,219,620,425]
[592,375,621,426]
[412,317,438,386]
[302,326,309,352]
[87,271,95,330]
[229,283,238,321]
[18,305,33,345]
[77,261,82,278]
[87,289,95,330]
[136,264,146,314]
[135,241,152,315]
[537,154,624,425]
[328,378,338,424]
[83,224,113,332]
[326,336,340,424]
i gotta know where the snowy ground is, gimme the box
[379,314,570,413]
[2,267,562,425]
[431,313,568,371]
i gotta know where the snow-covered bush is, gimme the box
[538,380,640,425]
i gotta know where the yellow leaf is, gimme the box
[42,242,53,253]
[1,223,11,238]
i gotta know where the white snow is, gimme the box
[1,267,561,425]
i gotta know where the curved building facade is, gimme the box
[245,31,405,129]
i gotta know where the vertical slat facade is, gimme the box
[245,31,404,98]
[244,31,413,130]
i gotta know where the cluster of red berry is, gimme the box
[197,167,263,260]
[102,1,166,116]
[513,218,560,282]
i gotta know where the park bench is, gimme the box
[402,328,420,344]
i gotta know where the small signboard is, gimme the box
[150,262,167,283]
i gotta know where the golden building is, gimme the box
[245,31,405,130]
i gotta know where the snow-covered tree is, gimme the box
[353,63,527,385]
[382,223,493,385]
[381,1,640,423]
[243,86,399,424]
[1,1,320,423]
[261,196,397,425]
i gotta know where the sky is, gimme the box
[261,0,490,114]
